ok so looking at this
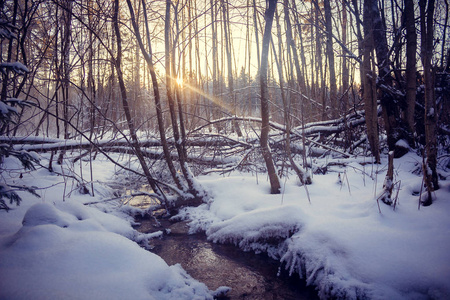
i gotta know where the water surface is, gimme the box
[135,217,318,299]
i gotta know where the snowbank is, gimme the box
[2,147,449,300]
[178,153,450,299]
[0,155,213,300]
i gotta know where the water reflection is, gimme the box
[136,218,318,299]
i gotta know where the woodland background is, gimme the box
[1,0,449,210]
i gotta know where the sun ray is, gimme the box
[169,75,233,113]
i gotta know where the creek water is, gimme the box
[135,216,318,299]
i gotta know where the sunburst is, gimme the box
[170,75,233,113]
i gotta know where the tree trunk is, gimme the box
[404,0,417,137]
[381,151,395,205]
[221,0,242,137]
[420,0,438,206]
[165,0,200,198]
[126,0,184,191]
[440,0,449,69]
[351,0,364,94]
[368,0,404,154]
[284,0,309,169]
[341,3,349,116]
[314,7,326,121]
[363,0,380,163]
[0,0,19,136]
[324,0,337,119]
[210,0,221,130]
[252,0,261,71]
[274,9,310,185]
[113,0,161,196]
[57,0,73,165]
[260,0,281,194]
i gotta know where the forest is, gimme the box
[1,0,450,298]
[1,0,449,208]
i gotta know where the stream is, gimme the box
[134,216,318,299]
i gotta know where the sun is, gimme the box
[176,77,183,87]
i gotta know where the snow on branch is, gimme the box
[0,18,18,39]
[0,62,29,75]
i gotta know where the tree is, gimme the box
[0,0,40,210]
[362,0,380,163]
[274,7,310,186]
[165,0,203,200]
[221,0,242,137]
[419,0,438,206]
[341,1,349,118]
[404,0,417,136]
[283,0,310,178]
[125,0,184,192]
[112,0,162,198]
[260,0,281,194]
[368,0,408,155]
[56,0,73,165]
[324,0,337,119]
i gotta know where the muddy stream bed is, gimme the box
[134,216,318,299]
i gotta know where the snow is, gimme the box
[395,139,410,149]
[0,101,17,115]
[178,153,450,299]
[1,149,449,299]
[0,154,214,300]
[0,62,29,74]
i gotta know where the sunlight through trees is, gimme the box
[1,0,449,208]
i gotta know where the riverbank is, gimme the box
[176,152,450,299]
[1,151,449,299]
[0,153,216,300]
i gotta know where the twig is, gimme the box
[344,170,351,195]
[393,180,401,211]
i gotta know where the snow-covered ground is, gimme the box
[0,154,215,300]
[178,153,450,299]
[1,150,449,299]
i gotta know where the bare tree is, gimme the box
[260,0,280,194]
[368,0,404,154]
[125,0,184,191]
[341,1,349,117]
[363,0,380,163]
[220,0,242,137]
[165,0,203,200]
[56,0,73,165]
[419,0,438,206]
[324,0,337,119]
[274,8,310,186]
[112,0,162,197]
[404,0,417,136]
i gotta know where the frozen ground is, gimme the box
[1,151,449,299]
